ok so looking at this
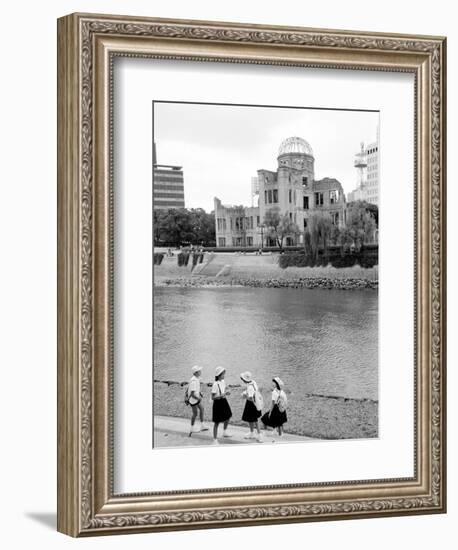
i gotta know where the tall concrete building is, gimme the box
[214,136,346,248]
[347,137,379,205]
[365,141,379,205]
[153,142,185,210]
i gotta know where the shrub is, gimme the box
[278,246,378,269]
[330,254,357,268]
[177,252,190,267]
[192,253,199,268]
[153,253,164,266]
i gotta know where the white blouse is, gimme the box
[211,380,226,396]
[272,388,287,407]
[188,375,201,404]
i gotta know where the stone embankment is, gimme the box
[156,276,377,290]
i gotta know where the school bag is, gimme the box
[249,382,264,411]
[185,380,202,406]
[277,390,288,413]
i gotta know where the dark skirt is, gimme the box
[261,404,287,428]
[212,397,232,423]
[242,399,262,423]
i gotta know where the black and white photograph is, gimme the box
[152,101,379,448]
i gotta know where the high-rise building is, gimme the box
[153,142,185,210]
[365,141,379,205]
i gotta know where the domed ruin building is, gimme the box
[214,137,347,248]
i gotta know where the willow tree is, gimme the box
[263,208,299,250]
[304,212,333,263]
[342,202,378,250]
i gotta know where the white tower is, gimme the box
[354,142,367,189]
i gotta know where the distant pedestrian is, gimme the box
[187,365,209,436]
[261,377,288,436]
[211,367,233,444]
[240,371,263,442]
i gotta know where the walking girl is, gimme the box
[261,377,288,436]
[240,371,263,443]
[187,365,209,436]
[211,366,233,444]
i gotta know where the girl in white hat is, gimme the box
[240,371,263,442]
[261,377,288,436]
[187,365,209,436]
[211,366,232,444]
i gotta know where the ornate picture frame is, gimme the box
[57,13,446,536]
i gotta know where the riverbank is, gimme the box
[156,275,377,289]
[154,381,378,440]
[154,252,378,289]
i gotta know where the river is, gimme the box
[153,287,378,401]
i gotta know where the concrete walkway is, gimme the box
[154,415,314,448]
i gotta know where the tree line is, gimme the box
[263,200,378,253]
[153,201,378,251]
[153,208,216,247]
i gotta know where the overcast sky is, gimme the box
[154,102,379,213]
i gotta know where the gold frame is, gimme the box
[57,12,447,537]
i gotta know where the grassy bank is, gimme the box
[154,381,378,440]
[154,252,378,289]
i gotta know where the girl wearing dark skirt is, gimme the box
[211,366,232,444]
[261,377,288,436]
[240,371,263,443]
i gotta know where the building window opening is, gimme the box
[303,196,309,210]
[218,237,226,247]
[302,176,308,187]
[268,190,272,204]
[288,189,292,203]
[315,192,324,206]
[330,190,339,204]
[272,189,278,203]
[247,236,253,246]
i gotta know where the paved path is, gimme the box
[154,415,314,448]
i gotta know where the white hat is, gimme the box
[215,366,226,378]
[273,376,284,389]
[191,365,202,374]
[240,371,252,383]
